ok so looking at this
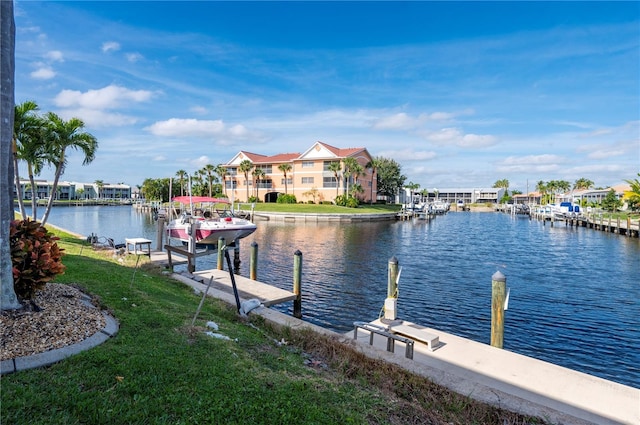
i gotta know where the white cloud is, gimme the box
[30,67,55,80]
[145,118,264,143]
[126,52,143,62]
[56,108,139,128]
[190,106,208,115]
[191,156,212,168]
[54,85,155,109]
[421,127,497,148]
[373,113,427,130]
[44,50,63,62]
[378,148,437,161]
[495,154,565,174]
[102,41,121,53]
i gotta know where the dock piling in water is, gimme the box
[250,242,258,280]
[293,250,302,318]
[491,270,507,349]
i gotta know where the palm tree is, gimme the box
[238,159,253,202]
[342,157,360,197]
[536,180,548,204]
[252,168,265,200]
[624,173,640,211]
[175,170,187,196]
[94,179,104,199]
[13,100,40,218]
[214,164,228,197]
[278,163,292,194]
[14,102,51,220]
[327,161,342,199]
[40,112,98,226]
[573,178,594,190]
[1,0,22,310]
[365,157,381,204]
[202,164,217,197]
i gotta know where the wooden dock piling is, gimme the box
[250,242,258,280]
[293,250,302,318]
[491,270,506,349]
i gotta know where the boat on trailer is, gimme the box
[165,196,257,247]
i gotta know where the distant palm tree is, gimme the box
[239,159,253,202]
[327,161,342,199]
[214,164,228,197]
[278,163,292,194]
[175,170,187,196]
[573,178,594,190]
[201,164,217,197]
[252,168,265,200]
[40,113,98,226]
[624,173,640,211]
[342,157,359,197]
[94,180,104,199]
[365,157,381,204]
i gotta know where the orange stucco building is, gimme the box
[222,141,376,203]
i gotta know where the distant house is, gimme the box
[222,141,376,203]
[14,180,132,200]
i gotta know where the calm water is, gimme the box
[39,205,640,388]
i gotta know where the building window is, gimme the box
[281,178,293,185]
[323,161,339,171]
[323,177,338,188]
[225,181,237,189]
[302,161,314,168]
[258,179,273,189]
[255,164,272,174]
[227,167,237,176]
[301,177,314,184]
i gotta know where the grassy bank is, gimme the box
[1,229,545,425]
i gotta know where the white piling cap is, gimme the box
[492,270,506,282]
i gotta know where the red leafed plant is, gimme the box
[10,218,66,301]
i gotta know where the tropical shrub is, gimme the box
[10,219,65,301]
[277,194,297,204]
[335,195,359,208]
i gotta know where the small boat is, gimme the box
[166,196,257,246]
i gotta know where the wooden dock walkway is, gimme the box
[530,212,640,238]
[148,249,298,308]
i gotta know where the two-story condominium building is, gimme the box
[223,141,376,203]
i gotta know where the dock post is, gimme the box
[628,216,632,237]
[384,256,399,321]
[293,250,302,318]
[217,237,225,270]
[233,245,241,272]
[250,242,258,280]
[155,217,164,250]
[491,270,506,349]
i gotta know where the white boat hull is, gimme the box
[166,217,256,246]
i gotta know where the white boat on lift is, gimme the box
[165,196,257,247]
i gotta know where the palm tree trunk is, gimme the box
[1,0,22,310]
[28,164,38,220]
[40,155,65,226]
[12,144,26,217]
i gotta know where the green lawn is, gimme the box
[237,202,401,214]
[1,229,545,425]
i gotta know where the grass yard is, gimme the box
[1,229,546,425]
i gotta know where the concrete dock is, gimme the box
[151,251,639,425]
[349,319,639,425]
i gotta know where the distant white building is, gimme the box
[396,187,505,205]
[14,179,132,200]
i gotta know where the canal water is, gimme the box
[36,205,639,388]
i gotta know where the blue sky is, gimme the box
[15,1,640,191]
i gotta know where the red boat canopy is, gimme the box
[171,196,230,204]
